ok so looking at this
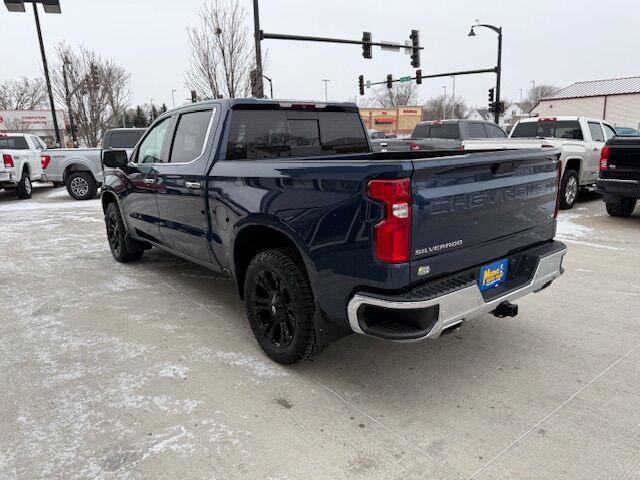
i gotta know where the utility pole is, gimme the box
[62,56,78,148]
[451,75,456,119]
[442,85,447,119]
[252,0,264,97]
[322,79,330,101]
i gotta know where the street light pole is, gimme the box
[451,75,456,119]
[262,75,274,99]
[62,56,78,147]
[171,89,177,108]
[442,85,447,119]
[32,2,61,147]
[469,22,503,125]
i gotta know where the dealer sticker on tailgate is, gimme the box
[479,258,508,292]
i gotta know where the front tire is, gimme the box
[67,172,97,200]
[244,248,318,365]
[16,172,32,199]
[605,197,637,217]
[559,169,579,210]
[105,202,144,262]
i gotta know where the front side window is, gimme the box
[588,122,605,142]
[135,119,170,164]
[170,110,212,163]
[225,110,368,160]
[427,124,460,140]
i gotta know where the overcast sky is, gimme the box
[1,0,638,110]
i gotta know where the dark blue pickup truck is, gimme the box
[101,99,567,364]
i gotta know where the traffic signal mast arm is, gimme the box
[361,66,497,91]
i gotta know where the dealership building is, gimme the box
[359,106,422,136]
[0,109,68,147]
[532,76,640,130]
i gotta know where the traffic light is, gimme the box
[488,87,495,104]
[362,31,372,59]
[191,90,198,103]
[415,69,422,85]
[410,29,420,68]
[89,63,99,87]
[358,75,365,96]
[386,74,393,89]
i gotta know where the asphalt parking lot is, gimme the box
[1,185,639,480]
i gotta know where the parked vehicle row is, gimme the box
[0,128,145,200]
[42,128,145,200]
[101,98,567,364]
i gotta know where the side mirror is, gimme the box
[102,149,128,168]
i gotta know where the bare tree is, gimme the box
[365,83,420,108]
[186,0,253,99]
[51,43,130,147]
[520,84,561,113]
[422,95,469,121]
[0,77,47,110]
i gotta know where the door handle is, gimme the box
[185,181,201,190]
[143,178,156,184]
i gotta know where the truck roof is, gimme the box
[518,116,607,123]
[166,98,360,115]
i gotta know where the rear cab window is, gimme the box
[0,136,29,149]
[225,108,369,160]
[108,131,145,149]
[587,122,605,142]
[511,120,584,140]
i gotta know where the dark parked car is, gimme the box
[101,99,566,364]
[614,126,640,136]
[597,136,640,216]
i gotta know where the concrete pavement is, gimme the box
[1,186,639,479]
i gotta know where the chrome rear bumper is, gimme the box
[347,244,567,342]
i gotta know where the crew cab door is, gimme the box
[154,108,218,263]
[122,117,173,244]
[586,121,606,183]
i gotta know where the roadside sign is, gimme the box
[399,76,412,82]
[380,41,401,52]
[365,80,371,89]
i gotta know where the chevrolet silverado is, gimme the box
[101,99,567,364]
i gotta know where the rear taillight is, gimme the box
[410,142,421,151]
[555,160,562,219]
[2,154,14,168]
[41,154,51,170]
[599,145,610,171]
[367,178,411,263]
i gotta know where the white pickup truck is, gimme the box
[462,116,618,209]
[0,133,46,199]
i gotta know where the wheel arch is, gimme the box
[63,162,94,183]
[231,223,314,300]
[563,157,582,176]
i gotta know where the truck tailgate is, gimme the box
[410,149,559,284]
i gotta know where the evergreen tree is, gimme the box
[159,103,168,114]
[150,104,159,121]
[132,106,148,127]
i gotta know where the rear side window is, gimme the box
[170,110,212,163]
[511,120,583,140]
[225,110,368,160]
[412,124,429,138]
[588,122,605,142]
[603,124,617,140]
[0,137,29,149]
[108,131,145,149]
[485,124,507,138]
[427,124,460,140]
[468,123,487,138]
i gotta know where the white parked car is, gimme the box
[0,133,46,199]
[462,116,617,209]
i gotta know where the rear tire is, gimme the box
[16,172,32,199]
[244,248,319,365]
[605,197,637,217]
[105,202,144,262]
[67,172,97,200]
[559,169,579,210]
